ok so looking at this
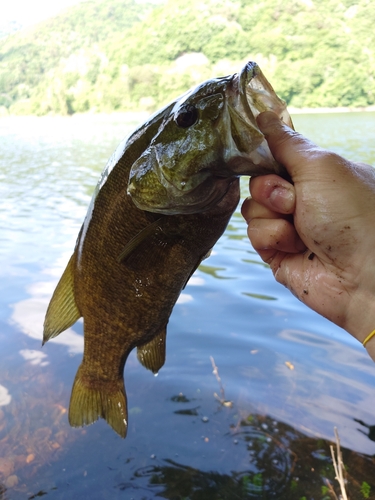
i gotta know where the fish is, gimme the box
[43,61,293,438]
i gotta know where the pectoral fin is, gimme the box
[118,217,167,263]
[137,328,167,374]
[118,217,181,272]
[43,253,81,344]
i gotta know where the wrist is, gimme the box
[365,335,375,363]
[343,289,375,361]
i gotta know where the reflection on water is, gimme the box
[1,113,375,498]
[19,350,49,367]
[125,416,294,499]
[11,279,84,355]
[0,387,11,406]
[242,258,270,269]
[242,292,277,301]
[2,398,374,499]
[198,264,232,280]
[355,418,375,442]
[0,350,77,496]
[115,413,375,500]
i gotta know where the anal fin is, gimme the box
[69,364,128,438]
[43,253,81,344]
[137,328,167,374]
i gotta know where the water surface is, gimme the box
[1,112,375,499]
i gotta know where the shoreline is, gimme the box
[288,105,375,114]
[1,106,375,120]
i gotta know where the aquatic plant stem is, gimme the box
[330,427,349,500]
[209,356,233,407]
[324,479,339,500]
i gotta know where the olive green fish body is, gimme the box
[44,103,239,437]
[43,61,292,438]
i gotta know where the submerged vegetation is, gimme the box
[0,0,374,115]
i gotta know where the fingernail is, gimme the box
[269,186,295,213]
[256,111,281,130]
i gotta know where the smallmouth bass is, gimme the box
[43,62,293,438]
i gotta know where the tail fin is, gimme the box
[68,365,128,438]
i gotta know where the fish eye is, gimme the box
[175,105,198,128]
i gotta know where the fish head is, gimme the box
[128,61,293,214]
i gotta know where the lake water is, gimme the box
[1,112,375,499]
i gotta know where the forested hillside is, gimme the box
[0,0,374,115]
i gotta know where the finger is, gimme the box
[250,247,283,265]
[256,111,325,179]
[241,196,284,223]
[250,175,295,214]
[248,218,306,256]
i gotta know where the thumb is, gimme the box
[257,111,323,179]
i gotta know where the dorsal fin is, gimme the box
[137,328,167,374]
[43,253,81,344]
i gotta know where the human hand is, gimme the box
[241,111,375,358]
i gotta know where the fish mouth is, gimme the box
[235,61,293,133]
[221,61,292,177]
[238,61,262,123]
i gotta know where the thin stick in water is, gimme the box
[330,426,349,500]
[209,356,233,407]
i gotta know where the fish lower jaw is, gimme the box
[132,176,235,215]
